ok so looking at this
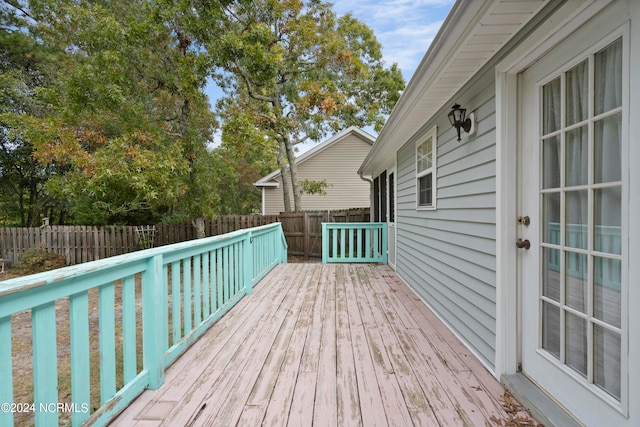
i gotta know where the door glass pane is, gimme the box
[565,190,587,249]
[594,325,621,399]
[542,247,560,302]
[594,112,622,183]
[543,77,561,134]
[543,136,561,188]
[565,251,587,313]
[566,60,588,125]
[566,312,587,376]
[594,187,621,255]
[595,39,622,115]
[542,302,560,358]
[566,126,588,187]
[543,193,560,244]
[594,256,621,328]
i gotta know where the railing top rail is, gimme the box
[322,222,386,228]
[0,222,284,297]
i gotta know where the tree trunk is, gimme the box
[192,216,206,239]
[284,135,302,211]
[277,138,292,212]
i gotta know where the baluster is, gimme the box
[99,283,116,403]
[183,257,192,333]
[122,276,137,382]
[171,261,181,344]
[202,252,210,318]
[194,254,202,326]
[32,302,58,425]
[70,291,90,426]
[0,316,13,427]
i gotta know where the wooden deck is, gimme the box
[111,263,537,426]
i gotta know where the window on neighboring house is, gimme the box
[416,126,437,209]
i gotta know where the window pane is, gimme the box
[565,251,587,313]
[543,192,561,244]
[594,112,621,183]
[566,60,588,125]
[419,174,432,206]
[594,187,621,255]
[543,77,561,135]
[566,126,588,187]
[594,325,621,399]
[417,138,432,173]
[595,38,622,115]
[565,312,587,377]
[594,256,621,328]
[565,190,587,250]
[542,247,560,302]
[542,301,560,358]
[543,136,561,189]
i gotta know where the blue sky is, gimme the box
[331,0,454,82]
[206,0,455,150]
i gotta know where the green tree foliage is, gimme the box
[0,1,66,225]
[1,0,220,230]
[200,0,405,211]
[214,96,278,214]
[299,178,331,196]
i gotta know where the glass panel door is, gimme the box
[539,38,623,400]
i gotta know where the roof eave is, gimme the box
[360,0,549,176]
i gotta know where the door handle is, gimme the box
[516,238,531,250]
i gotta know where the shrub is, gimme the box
[14,244,67,274]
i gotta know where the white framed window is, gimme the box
[416,125,437,209]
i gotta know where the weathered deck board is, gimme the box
[110,263,538,427]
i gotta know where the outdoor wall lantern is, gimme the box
[448,103,475,142]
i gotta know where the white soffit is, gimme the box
[360,0,548,175]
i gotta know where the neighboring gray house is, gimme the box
[359,1,638,426]
[255,126,374,215]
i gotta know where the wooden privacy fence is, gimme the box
[0,208,369,265]
[278,208,370,259]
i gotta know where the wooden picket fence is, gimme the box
[0,209,369,266]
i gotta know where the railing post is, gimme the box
[244,231,253,294]
[381,223,388,264]
[280,223,288,264]
[143,254,164,389]
[322,223,328,264]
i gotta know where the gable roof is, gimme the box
[255,126,375,187]
[359,0,550,176]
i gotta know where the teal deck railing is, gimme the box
[0,223,287,427]
[321,222,387,264]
